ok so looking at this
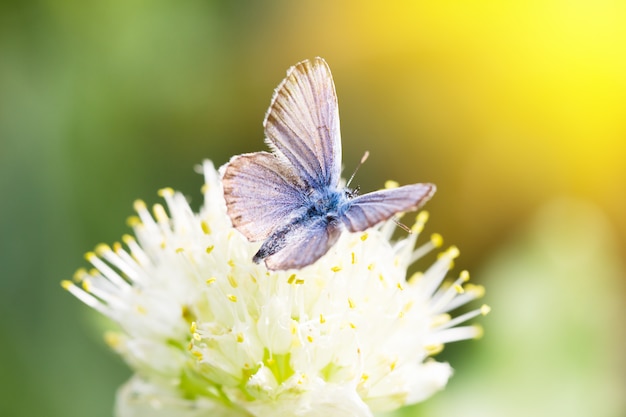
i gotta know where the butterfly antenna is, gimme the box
[346,151,369,188]
[393,218,413,234]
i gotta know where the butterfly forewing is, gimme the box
[341,184,436,232]
[222,152,308,241]
[263,57,342,189]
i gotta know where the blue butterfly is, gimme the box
[222,57,435,271]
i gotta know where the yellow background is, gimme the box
[1,1,624,416]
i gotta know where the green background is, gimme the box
[1,1,625,416]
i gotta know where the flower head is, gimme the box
[63,161,487,417]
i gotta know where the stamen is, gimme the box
[157,187,174,198]
[84,252,130,290]
[152,204,169,223]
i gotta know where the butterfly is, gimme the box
[222,57,435,271]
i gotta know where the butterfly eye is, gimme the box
[346,187,360,199]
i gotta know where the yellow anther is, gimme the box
[126,216,141,227]
[237,333,244,343]
[122,234,135,245]
[430,233,443,248]
[447,246,460,259]
[135,305,147,315]
[95,243,111,256]
[201,184,209,194]
[88,268,98,276]
[190,321,197,333]
[295,279,305,285]
[192,350,203,360]
[227,294,237,302]
[157,187,174,197]
[205,276,216,284]
[397,283,404,290]
[407,271,423,284]
[175,247,184,254]
[193,332,202,341]
[84,251,96,262]
[104,332,121,348]
[349,322,356,329]
[201,221,211,235]
[81,280,91,292]
[160,241,167,249]
[152,204,168,222]
[187,341,193,350]
[206,245,214,254]
[390,359,397,371]
[228,259,235,267]
[351,252,356,264]
[331,266,342,272]
[361,373,369,382]
[348,298,356,309]
[73,268,87,282]
[460,270,470,282]
[227,275,238,288]
[425,344,444,355]
[287,274,297,284]
[481,304,491,316]
[60,280,73,290]
[466,283,486,298]
[385,180,399,189]
[454,284,465,294]
[367,263,375,271]
[112,242,122,252]
[411,222,424,234]
[319,314,326,324]
[379,274,385,282]
[133,199,147,212]
[360,232,368,241]
[473,324,485,339]
[307,335,314,343]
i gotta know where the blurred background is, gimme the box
[1,1,625,416]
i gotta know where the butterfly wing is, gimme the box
[254,217,342,271]
[263,57,342,189]
[222,152,308,241]
[341,184,436,232]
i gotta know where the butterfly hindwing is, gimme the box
[264,57,342,189]
[222,152,307,241]
[341,184,436,232]
[256,217,342,271]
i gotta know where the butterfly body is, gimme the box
[222,58,435,271]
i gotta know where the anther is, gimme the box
[384,180,399,189]
[157,187,174,197]
[430,233,443,248]
[133,199,147,213]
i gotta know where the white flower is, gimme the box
[63,160,487,417]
